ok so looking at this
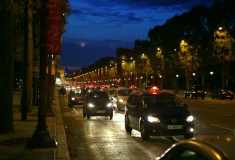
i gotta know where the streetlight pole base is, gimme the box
[27,128,56,148]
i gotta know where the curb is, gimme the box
[53,88,69,160]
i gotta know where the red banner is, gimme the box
[46,0,62,55]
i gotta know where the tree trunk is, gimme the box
[0,0,14,133]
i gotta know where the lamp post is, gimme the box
[175,74,179,92]
[210,71,214,90]
[156,47,164,89]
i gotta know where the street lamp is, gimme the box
[175,74,179,91]
[210,71,214,90]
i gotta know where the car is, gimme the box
[155,135,235,160]
[211,89,234,100]
[125,90,194,140]
[112,88,134,110]
[68,89,86,107]
[184,85,206,99]
[83,90,113,120]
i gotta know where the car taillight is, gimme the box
[222,91,226,94]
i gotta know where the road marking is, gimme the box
[210,124,234,131]
[72,108,80,115]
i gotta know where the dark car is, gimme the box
[211,89,234,100]
[83,90,113,120]
[155,135,235,160]
[125,90,194,140]
[184,85,206,99]
[68,89,86,107]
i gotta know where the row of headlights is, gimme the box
[88,103,113,108]
[147,115,194,123]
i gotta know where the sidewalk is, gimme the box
[0,88,69,160]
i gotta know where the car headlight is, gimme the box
[106,103,112,108]
[88,103,95,108]
[119,99,124,103]
[71,97,75,100]
[186,115,194,122]
[148,116,160,123]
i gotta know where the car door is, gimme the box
[131,95,143,128]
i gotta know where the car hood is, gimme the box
[89,99,111,105]
[72,94,85,98]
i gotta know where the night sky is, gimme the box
[60,0,214,69]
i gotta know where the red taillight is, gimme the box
[222,91,227,94]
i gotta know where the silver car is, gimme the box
[112,88,133,110]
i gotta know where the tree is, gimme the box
[0,0,14,133]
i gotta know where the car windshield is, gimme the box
[118,89,133,96]
[89,92,109,100]
[143,94,182,108]
[72,89,86,95]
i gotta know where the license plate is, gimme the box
[167,125,183,129]
[227,95,231,98]
[96,110,105,113]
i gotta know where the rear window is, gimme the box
[118,89,133,96]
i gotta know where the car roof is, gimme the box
[171,136,235,160]
[132,90,175,96]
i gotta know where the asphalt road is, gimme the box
[59,95,235,160]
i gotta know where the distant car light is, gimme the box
[88,103,95,108]
[148,116,160,123]
[186,115,194,122]
[71,97,75,100]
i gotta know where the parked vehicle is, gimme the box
[155,136,235,160]
[211,89,234,100]
[184,85,206,99]
[83,90,113,120]
[68,89,86,107]
[112,88,133,110]
[125,90,194,140]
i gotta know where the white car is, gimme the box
[112,88,133,110]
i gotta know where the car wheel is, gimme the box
[87,114,90,119]
[125,115,132,133]
[83,109,86,117]
[184,133,193,139]
[202,96,205,99]
[184,94,187,98]
[140,123,150,140]
[109,112,113,120]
